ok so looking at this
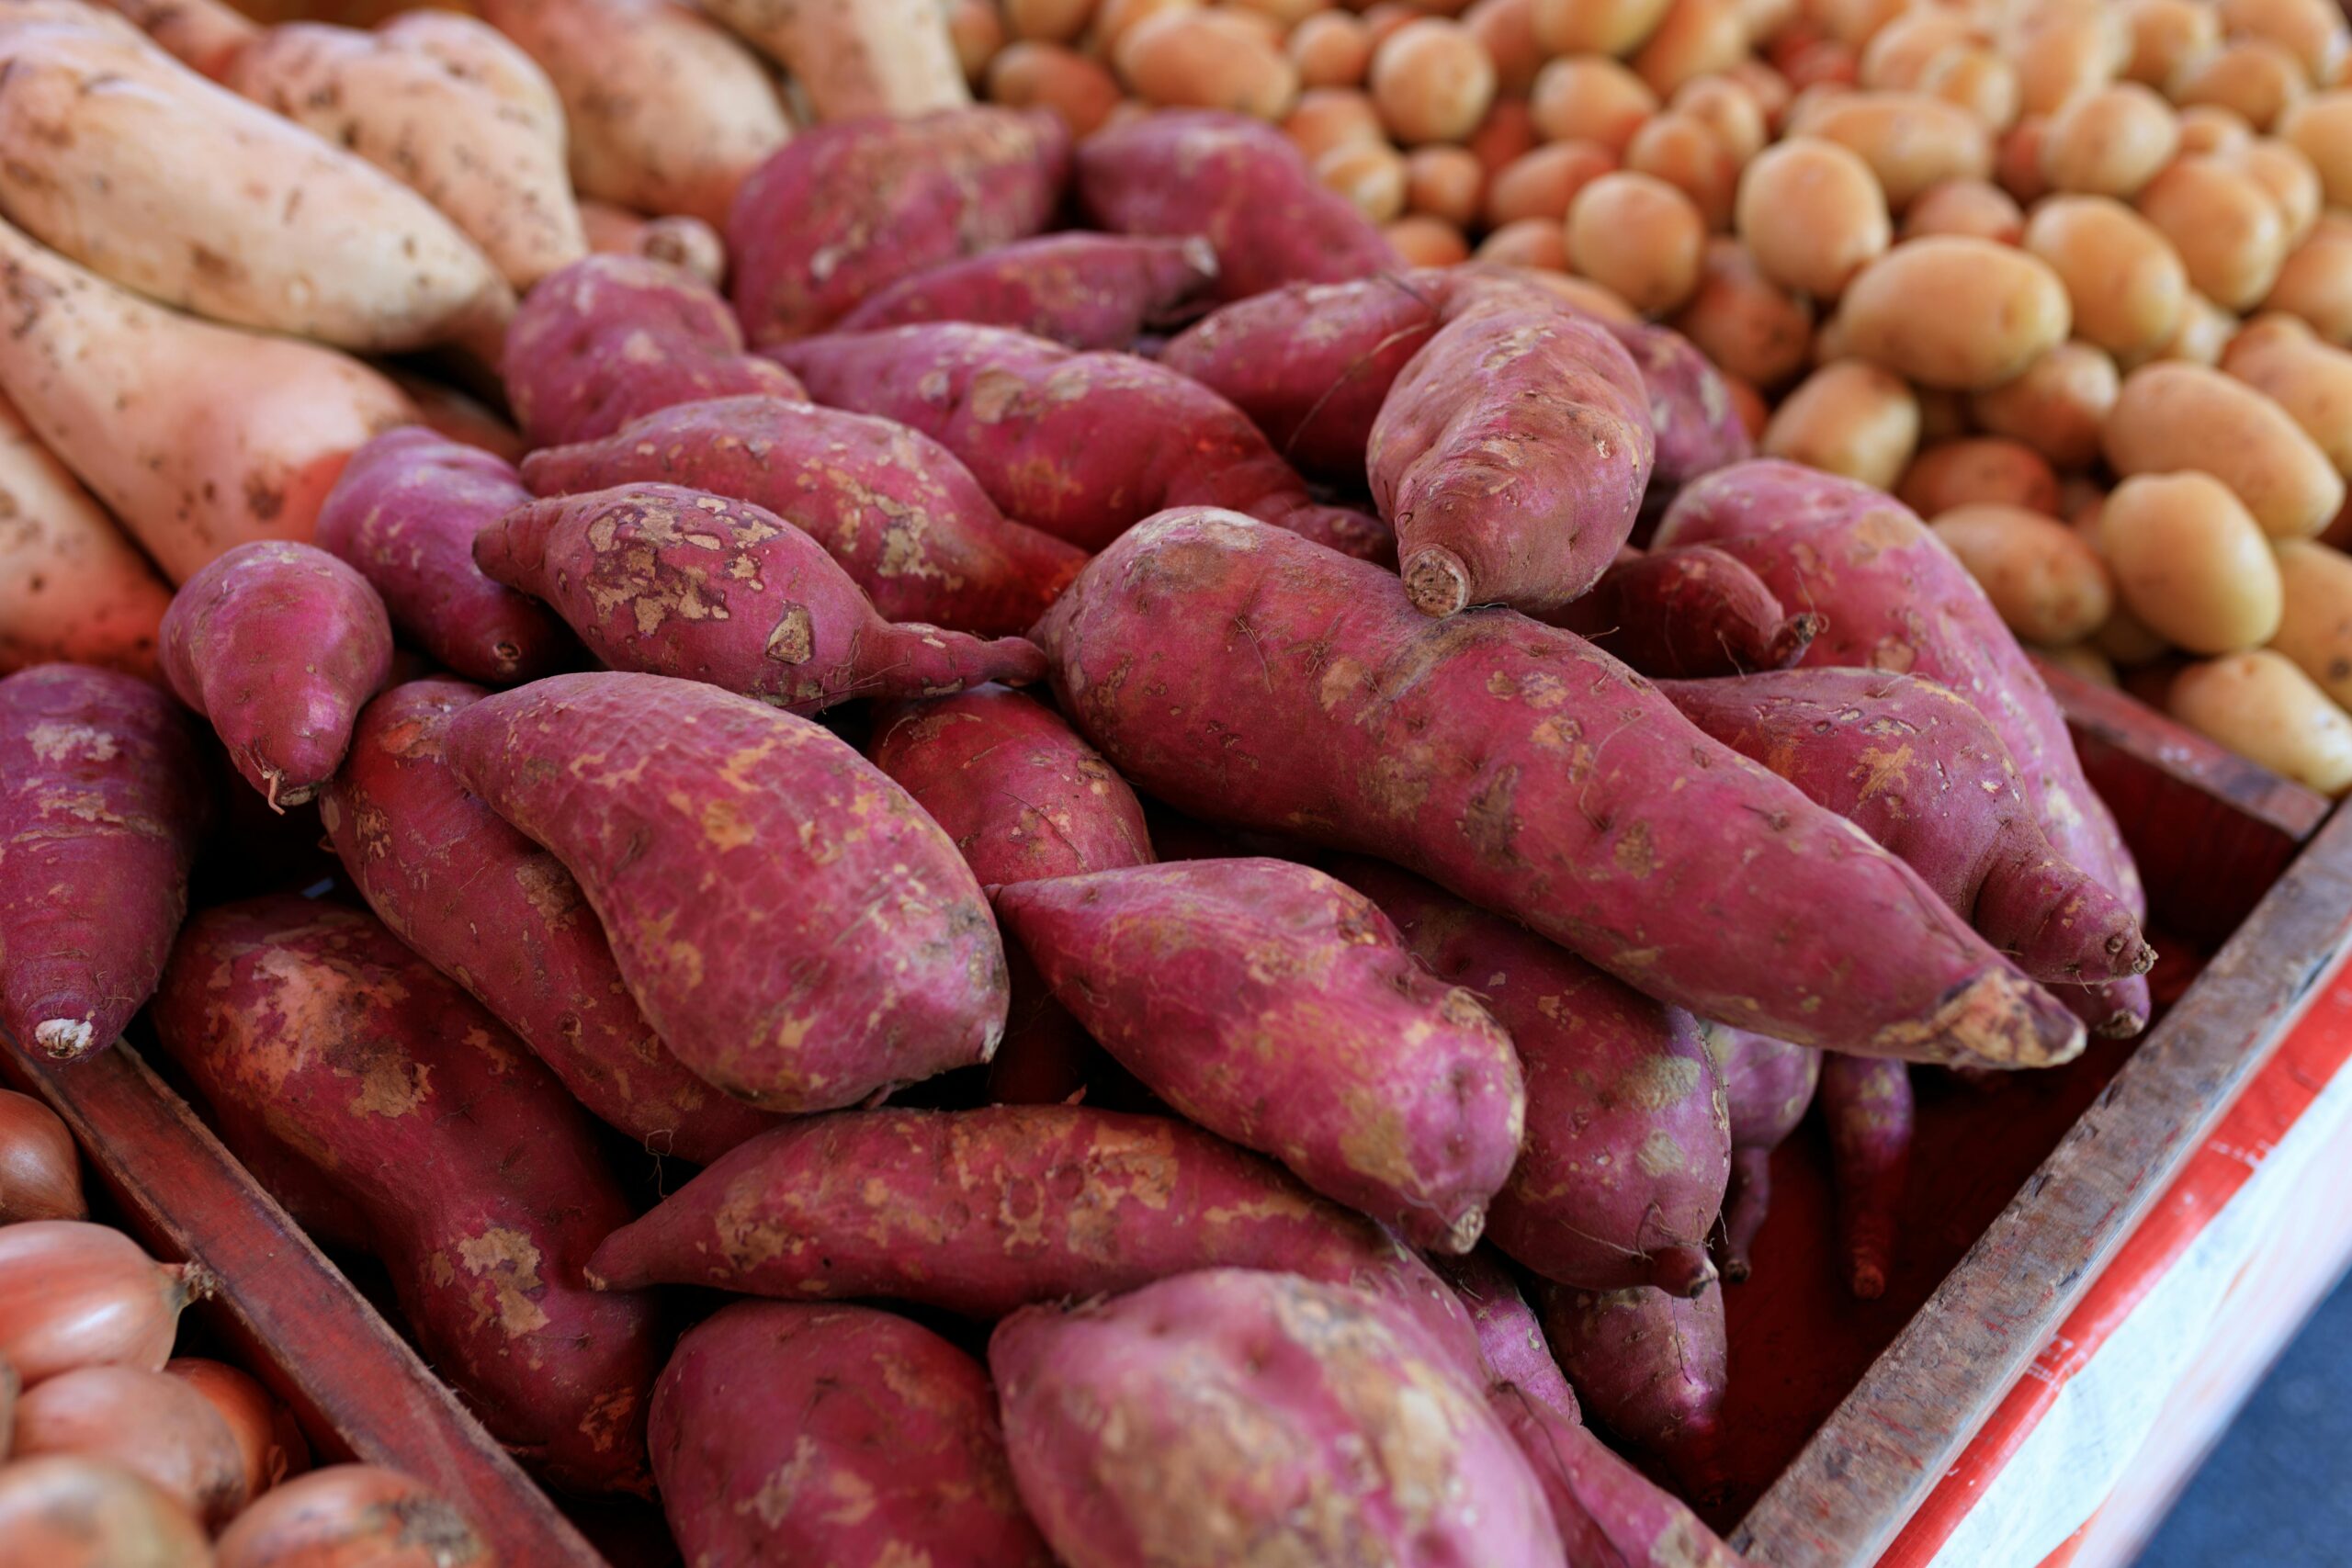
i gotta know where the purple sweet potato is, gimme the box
[311,428,574,685]
[517,395,1085,637]
[774,323,1395,561]
[991,1269,1565,1568]
[651,1302,1049,1568]
[1654,459,2153,1035]
[159,541,393,811]
[0,666,207,1061]
[474,483,1047,712]
[502,254,806,450]
[1539,1279,1728,1500]
[1820,1053,1913,1301]
[1708,1027,1821,1283]
[1546,546,1822,679]
[443,672,1008,1111]
[729,107,1071,347]
[1036,508,2085,1069]
[835,232,1220,349]
[1604,316,1755,498]
[151,897,657,1493]
[322,681,778,1164]
[1432,1247,1580,1421]
[993,858,1526,1252]
[1655,668,2153,985]
[1075,111,1400,304]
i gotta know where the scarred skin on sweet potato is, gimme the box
[475,483,1046,713]
[835,232,1220,350]
[322,681,777,1164]
[501,254,805,450]
[1336,858,1727,1295]
[1547,546,1822,679]
[1539,1279,1729,1501]
[1708,1026,1821,1283]
[159,541,392,811]
[1035,508,2086,1069]
[150,896,658,1493]
[1821,1053,1913,1301]
[651,1302,1050,1568]
[517,395,1084,637]
[444,672,1009,1111]
[312,428,574,685]
[0,665,208,1061]
[990,1269,1566,1568]
[994,858,1526,1253]
[774,323,1395,562]
[729,107,1071,347]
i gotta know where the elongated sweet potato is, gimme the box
[837,234,1220,349]
[774,324,1395,561]
[1337,858,1726,1294]
[994,858,1525,1252]
[160,542,392,810]
[1539,1279,1728,1499]
[517,395,1085,636]
[651,1302,1048,1568]
[1608,315,1755,499]
[313,430,573,685]
[151,897,657,1493]
[1820,1053,1912,1301]
[0,666,206,1061]
[1037,509,2085,1068]
[729,107,1070,347]
[1431,1248,1580,1421]
[322,681,777,1164]
[476,483,1046,709]
[1075,111,1400,303]
[501,254,805,451]
[1708,1026,1820,1283]
[0,393,171,681]
[1547,546,1822,678]
[1655,459,2153,1036]
[445,672,1007,1110]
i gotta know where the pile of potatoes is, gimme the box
[941,0,2352,795]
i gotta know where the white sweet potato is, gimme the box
[0,393,171,680]
[696,0,969,121]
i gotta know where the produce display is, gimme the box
[5,0,2352,1559]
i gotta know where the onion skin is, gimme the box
[168,1359,310,1501]
[0,1089,85,1224]
[0,1222,209,1386]
[0,1454,215,1568]
[10,1364,251,1529]
[215,1465,492,1568]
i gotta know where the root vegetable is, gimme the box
[2170,649,2352,795]
[0,1457,213,1568]
[697,0,969,122]
[1538,1279,1727,1497]
[1544,545,1823,678]
[1897,437,2061,519]
[7,1366,247,1529]
[0,1223,208,1386]
[836,233,1220,349]
[1930,503,2116,647]
[1820,1053,1912,1298]
[164,1360,306,1502]
[0,1089,82,1224]
[1832,237,2073,390]
[1709,1026,1819,1280]
[0,395,170,681]
[2103,362,2345,538]
[1761,359,1921,491]
[214,1465,490,1568]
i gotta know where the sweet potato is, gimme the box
[837,233,1220,349]
[651,1302,1047,1568]
[322,681,778,1165]
[1654,669,2154,985]
[994,858,1525,1252]
[1538,1279,1727,1498]
[729,107,1071,347]
[1431,1247,1579,1420]
[1709,1026,1820,1282]
[992,1269,1565,1568]
[0,393,171,680]
[1037,509,2085,1068]
[1547,546,1823,679]
[475,483,1047,708]
[1654,459,2154,1036]
[775,324,1395,562]
[501,254,805,451]
[1337,858,1727,1295]
[1075,110,1400,303]
[576,202,726,288]
[0,666,206,1061]
[312,430,573,685]
[516,395,1085,637]
[151,897,658,1493]
[159,542,392,810]
[1820,1052,1911,1300]
[444,672,1007,1111]
[1608,314,1756,498]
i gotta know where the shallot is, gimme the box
[0,1089,85,1224]
[0,1454,214,1568]
[0,1222,209,1384]
[215,1465,492,1568]
[10,1364,250,1529]
[170,1358,311,1500]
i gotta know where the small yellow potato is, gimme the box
[1833,236,2073,389]
[2134,154,2289,310]
[1384,212,1472,265]
[1969,340,2120,468]
[1996,114,2054,202]
[2096,601,2176,664]
[1920,46,2021,131]
[1670,235,1815,385]
[1283,86,1385,161]
[1900,177,2023,243]
[2264,214,2352,342]
[1004,0,1095,43]
[2104,361,2346,535]
[1931,503,2115,644]
[1734,138,1890,295]
[2039,82,2178,197]
[987,42,1124,136]
[1405,144,1486,223]
[1530,0,1675,59]
[1475,214,1571,268]
[2100,470,2286,650]
[946,0,1004,85]
[1464,0,1542,96]
[2173,103,2256,153]
[1369,18,1496,144]
[1630,0,1747,98]
[1484,140,1615,223]
[2268,537,2352,707]
[1290,10,1374,87]
[2120,0,2220,90]
[2022,196,2188,359]
[1761,358,1921,489]
[2215,139,2324,246]
[2217,0,2347,85]
[1672,73,1768,162]
[1792,89,1995,207]
[1856,9,1975,91]
[2168,39,2308,131]
[1566,170,1706,310]
[2040,642,2120,685]
[2147,289,2241,366]
[2169,649,2352,793]
[1897,436,2063,517]
[2278,91,2352,209]
[1916,385,1973,443]
[1530,54,1660,152]
[1116,9,1299,118]
[1316,140,1409,220]
[2222,313,2352,475]
[1624,109,1741,225]
[2009,10,2129,118]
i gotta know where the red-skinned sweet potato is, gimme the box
[1035,508,2085,1069]
[159,541,392,811]
[1607,315,1755,499]
[474,483,1047,711]
[773,323,1395,561]
[1820,1053,1913,1300]
[1546,545,1823,678]
[835,232,1220,349]
[322,681,777,1164]
[312,428,574,685]
[651,1302,1049,1568]
[1074,111,1399,303]
[444,672,1007,1111]
[1335,858,1727,1295]
[0,666,207,1061]
[1539,1279,1728,1501]
[729,107,1071,347]
[1431,1247,1580,1422]
[994,858,1526,1252]
[1709,1026,1820,1283]
[151,896,657,1493]
[516,395,1085,637]
[501,254,805,450]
